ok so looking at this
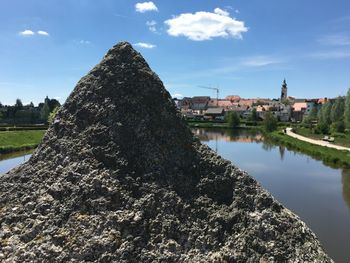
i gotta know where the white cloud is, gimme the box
[214,8,229,17]
[224,6,240,14]
[19,30,50,37]
[241,56,280,67]
[135,2,158,13]
[146,20,158,33]
[19,30,35,36]
[146,21,157,26]
[172,93,183,98]
[37,30,49,36]
[318,33,350,46]
[79,40,91,44]
[309,50,350,59]
[134,42,156,49]
[164,8,248,41]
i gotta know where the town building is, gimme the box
[205,108,225,120]
[191,96,210,114]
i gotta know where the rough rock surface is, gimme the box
[0,42,332,262]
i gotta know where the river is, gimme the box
[1,128,349,262]
[0,150,32,174]
[193,128,350,263]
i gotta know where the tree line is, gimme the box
[0,97,60,125]
[303,89,350,134]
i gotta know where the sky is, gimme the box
[1,0,350,105]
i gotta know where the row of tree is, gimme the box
[304,89,350,134]
[0,97,60,125]
[226,110,277,132]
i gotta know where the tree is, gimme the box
[331,120,345,133]
[48,106,60,124]
[48,98,61,112]
[12,98,24,125]
[318,101,332,128]
[309,106,318,120]
[345,88,350,128]
[303,105,318,128]
[15,98,23,110]
[40,102,50,123]
[316,102,332,134]
[315,121,330,134]
[226,111,240,128]
[250,108,258,121]
[331,96,345,123]
[263,112,277,132]
[302,115,312,128]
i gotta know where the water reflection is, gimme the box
[193,127,350,262]
[0,149,33,161]
[192,128,285,159]
[342,169,350,210]
[279,146,285,161]
[0,150,32,174]
[193,128,350,207]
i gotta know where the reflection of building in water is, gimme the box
[192,128,266,153]
[342,169,350,210]
[191,128,264,143]
[262,141,275,151]
[279,145,285,160]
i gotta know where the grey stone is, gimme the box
[0,42,332,262]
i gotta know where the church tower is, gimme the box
[280,79,287,101]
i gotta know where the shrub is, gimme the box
[263,112,277,132]
[331,120,345,133]
[315,122,329,134]
[226,111,240,128]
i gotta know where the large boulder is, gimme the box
[0,42,332,262]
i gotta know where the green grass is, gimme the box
[295,127,350,148]
[187,121,229,128]
[265,130,350,167]
[294,127,323,140]
[0,130,46,153]
[186,120,263,129]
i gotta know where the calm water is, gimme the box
[0,150,32,174]
[1,130,350,262]
[193,128,350,263]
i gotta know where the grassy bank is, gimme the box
[187,120,262,129]
[265,130,350,167]
[0,130,46,154]
[294,127,350,148]
[187,121,229,128]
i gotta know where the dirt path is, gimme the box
[285,128,350,152]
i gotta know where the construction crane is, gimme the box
[198,85,220,106]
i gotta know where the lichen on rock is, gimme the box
[0,42,333,262]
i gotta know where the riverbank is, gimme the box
[0,130,46,154]
[187,120,261,129]
[286,128,350,151]
[294,127,350,148]
[265,130,350,167]
[188,120,350,167]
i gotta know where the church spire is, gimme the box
[281,79,288,100]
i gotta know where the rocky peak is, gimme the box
[31,41,196,190]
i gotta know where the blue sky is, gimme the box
[1,0,350,105]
